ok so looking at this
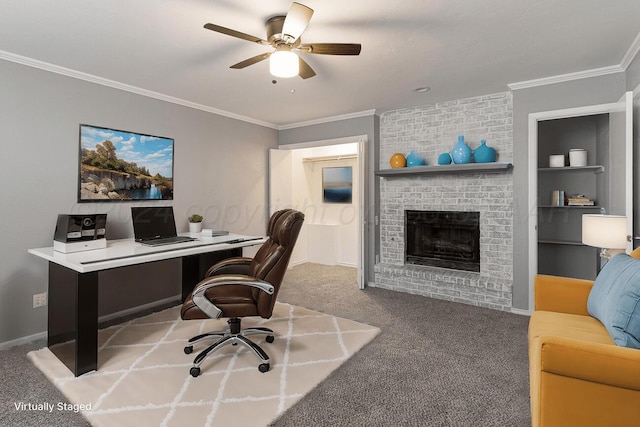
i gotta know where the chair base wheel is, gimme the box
[190,367,201,377]
[258,363,270,373]
[184,346,193,354]
[266,335,274,343]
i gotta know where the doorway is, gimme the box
[269,135,367,289]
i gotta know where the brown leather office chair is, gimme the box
[181,209,304,376]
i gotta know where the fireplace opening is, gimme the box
[405,210,480,272]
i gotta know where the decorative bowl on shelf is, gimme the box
[438,152,452,165]
[390,153,407,168]
[569,149,587,167]
[549,154,565,167]
[473,140,496,163]
[406,151,426,167]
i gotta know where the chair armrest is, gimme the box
[534,274,593,315]
[538,336,640,391]
[205,257,253,276]
[192,274,275,319]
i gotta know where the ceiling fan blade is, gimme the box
[298,57,316,79]
[230,52,272,69]
[204,23,269,45]
[282,2,314,42]
[298,43,362,55]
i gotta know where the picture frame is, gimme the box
[322,166,353,203]
[78,124,174,202]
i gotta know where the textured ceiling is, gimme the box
[1,0,638,127]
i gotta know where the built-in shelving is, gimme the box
[538,239,585,246]
[538,165,604,173]
[538,205,602,209]
[375,162,513,177]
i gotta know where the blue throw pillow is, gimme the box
[587,254,640,349]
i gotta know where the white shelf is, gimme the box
[538,239,586,246]
[538,205,601,209]
[538,165,604,173]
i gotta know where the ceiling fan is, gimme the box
[204,2,361,79]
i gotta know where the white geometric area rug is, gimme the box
[28,302,380,427]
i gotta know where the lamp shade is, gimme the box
[582,214,628,249]
[269,51,299,78]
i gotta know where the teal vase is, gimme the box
[438,152,452,165]
[451,135,472,164]
[474,139,496,163]
[406,151,426,167]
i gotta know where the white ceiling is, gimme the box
[1,0,639,128]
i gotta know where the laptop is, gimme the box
[131,206,197,246]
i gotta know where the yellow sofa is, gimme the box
[528,274,640,427]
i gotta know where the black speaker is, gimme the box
[53,214,107,253]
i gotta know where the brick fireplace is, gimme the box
[405,210,481,272]
[373,92,514,311]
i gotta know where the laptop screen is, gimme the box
[131,206,178,241]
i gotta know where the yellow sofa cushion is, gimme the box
[529,311,613,346]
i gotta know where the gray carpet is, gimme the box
[273,263,531,426]
[0,263,530,426]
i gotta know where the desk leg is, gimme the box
[182,255,200,302]
[181,249,243,301]
[48,263,98,377]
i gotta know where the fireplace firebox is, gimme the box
[405,210,480,272]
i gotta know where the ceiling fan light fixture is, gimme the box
[270,50,299,78]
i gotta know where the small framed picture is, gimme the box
[323,166,352,203]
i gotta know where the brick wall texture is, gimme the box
[374,92,514,311]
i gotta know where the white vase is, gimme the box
[189,222,202,234]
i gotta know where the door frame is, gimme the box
[271,135,368,289]
[527,94,632,312]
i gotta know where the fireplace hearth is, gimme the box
[405,210,480,272]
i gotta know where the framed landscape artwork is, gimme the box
[78,124,174,202]
[322,166,353,203]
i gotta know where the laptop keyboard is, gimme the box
[140,236,196,246]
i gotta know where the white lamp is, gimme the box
[582,214,628,258]
[269,50,299,78]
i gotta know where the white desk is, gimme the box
[29,234,265,376]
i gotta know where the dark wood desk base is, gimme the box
[47,248,241,376]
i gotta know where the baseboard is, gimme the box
[289,258,309,268]
[0,331,47,350]
[510,307,532,316]
[338,262,358,268]
[0,296,181,350]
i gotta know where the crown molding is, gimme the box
[620,32,640,70]
[509,31,640,91]
[277,109,377,130]
[0,50,279,130]
[507,64,624,91]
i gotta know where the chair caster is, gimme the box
[266,335,274,343]
[190,367,201,377]
[258,363,270,373]
[184,346,193,354]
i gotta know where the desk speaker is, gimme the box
[53,214,107,253]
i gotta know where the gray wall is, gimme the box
[0,59,278,344]
[627,48,640,91]
[2,45,638,344]
[279,115,380,284]
[628,53,640,251]
[511,73,628,310]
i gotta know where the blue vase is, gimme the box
[474,139,496,163]
[438,152,452,165]
[406,151,426,167]
[451,135,472,164]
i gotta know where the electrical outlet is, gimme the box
[33,292,47,308]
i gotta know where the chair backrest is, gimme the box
[250,209,305,317]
